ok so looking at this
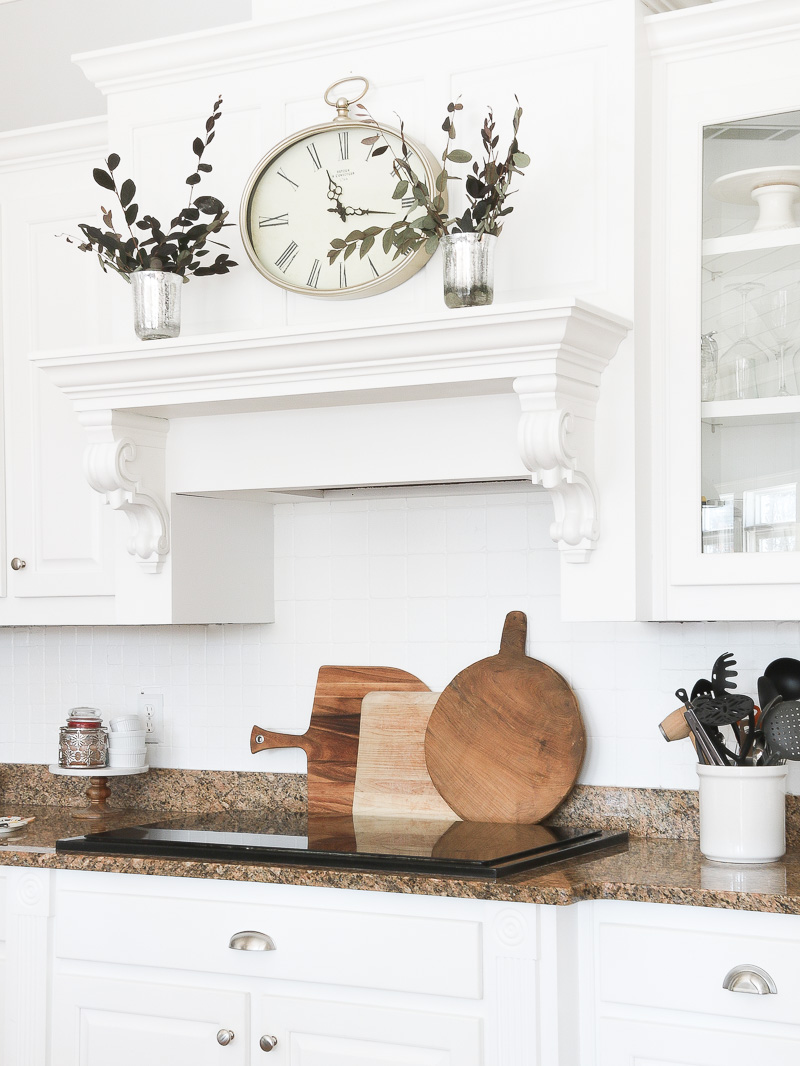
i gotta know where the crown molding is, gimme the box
[646,0,800,56]
[0,116,106,173]
[640,0,710,12]
[72,0,608,94]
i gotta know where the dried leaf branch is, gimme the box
[60,97,237,282]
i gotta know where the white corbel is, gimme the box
[513,305,629,563]
[79,410,170,573]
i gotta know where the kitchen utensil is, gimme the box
[250,666,429,815]
[683,708,726,765]
[764,657,800,701]
[424,611,585,823]
[109,715,144,732]
[107,732,146,752]
[352,691,457,821]
[711,652,738,699]
[757,675,781,715]
[690,693,753,728]
[762,699,800,762]
[691,678,714,701]
[108,750,147,767]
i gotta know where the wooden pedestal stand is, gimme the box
[48,765,149,820]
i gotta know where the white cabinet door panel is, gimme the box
[52,975,247,1066]
[598,1018,800,1066]
[255,996,482,1066]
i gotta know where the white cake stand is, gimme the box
[48,764,149,820]
[710,165,800,231]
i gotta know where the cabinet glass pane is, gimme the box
[700,110,800,554]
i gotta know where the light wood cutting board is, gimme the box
[250,666,429,815]
[352,691,459,821]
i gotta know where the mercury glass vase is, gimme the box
[441,233,497,309]
[131,269,182,341]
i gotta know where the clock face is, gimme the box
[240,122,440,298]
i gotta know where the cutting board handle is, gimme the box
[499,611,527,658]
[250,724,309,753]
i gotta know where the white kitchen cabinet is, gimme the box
[0,121,117,624]
[48,871,525,1066]
[52,976,249,1065]
[584,899,800,1064]
[646,0,800,619]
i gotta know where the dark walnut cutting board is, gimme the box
[250,666,429,815]
[424,611,585,823]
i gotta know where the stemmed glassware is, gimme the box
[752,283,800,397]
[716,283,770,400]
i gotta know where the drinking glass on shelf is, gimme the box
[752,283,800,397]
[716,283,770,400]
[700,332,718,401]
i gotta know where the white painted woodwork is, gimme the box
[0,120,116,623]
[0,0,637,620]
[597,1017,800,1066]
[646,0,800,618]
[55,878,483,998]
[4,870,53,1066]
[52,976,248,1065]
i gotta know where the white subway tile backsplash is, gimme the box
[2,492,797,793]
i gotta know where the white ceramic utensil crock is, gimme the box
[697,763,787,863]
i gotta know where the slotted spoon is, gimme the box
[762,699,800,763]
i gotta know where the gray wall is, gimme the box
[0,0,252,132]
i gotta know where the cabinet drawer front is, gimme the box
[56,890,483,999]
[598,918,800,1025]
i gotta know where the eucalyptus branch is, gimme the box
[328,99,528,267]
[61,96,237,282]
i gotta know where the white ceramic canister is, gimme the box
[696,764,788,863]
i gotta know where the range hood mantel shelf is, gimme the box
[31,299,629,569]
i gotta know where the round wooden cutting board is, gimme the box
[424,611,585,823]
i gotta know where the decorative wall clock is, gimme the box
[240,77,442,298]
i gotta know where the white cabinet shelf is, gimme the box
[702,227,800,257]
[701,397,800,426]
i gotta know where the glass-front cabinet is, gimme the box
[647,2,800,619]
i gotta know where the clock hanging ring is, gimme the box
[240,77,444,299]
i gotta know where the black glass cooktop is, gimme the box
[57,811,628,880]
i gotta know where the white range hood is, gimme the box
[32,299,629,569]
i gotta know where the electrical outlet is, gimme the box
[137,690,163,745]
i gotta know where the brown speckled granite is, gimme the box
[3,806,800,912]
[0,763,306,813]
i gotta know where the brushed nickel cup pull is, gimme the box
[10,558,26,570]
[229,930,276,951]
[259,1035,278,1052]
[216,1029,235,1046]
[722,964,777,995]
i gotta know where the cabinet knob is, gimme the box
[722,964,777,995]
[259,1035,278,1053]
[10,558,26,571]
[216,1029,235,1046]
[229,930,276,951]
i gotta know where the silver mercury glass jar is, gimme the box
[58,709,108,769]
[130,269,182,341]
[440,232,497,309]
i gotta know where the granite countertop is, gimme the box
[2,804,800,913]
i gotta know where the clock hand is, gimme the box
[326,207,395,216]
[326,170,347,222]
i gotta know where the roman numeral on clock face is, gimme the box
[277,168,299,189]
[258,213,289,227]
[306,143,322,170]
[401,196,415,210]
[368,257,379,279]
[275,241,299,273]
[338,131,349,161]
[339,261,347,288]
[307,259,321,288]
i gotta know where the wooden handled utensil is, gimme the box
[424,611,585,823]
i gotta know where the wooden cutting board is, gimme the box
[424,611,585,823]
[250,666,429,815]
[352,691,458,821]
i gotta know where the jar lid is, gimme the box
[66,706,102,726]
